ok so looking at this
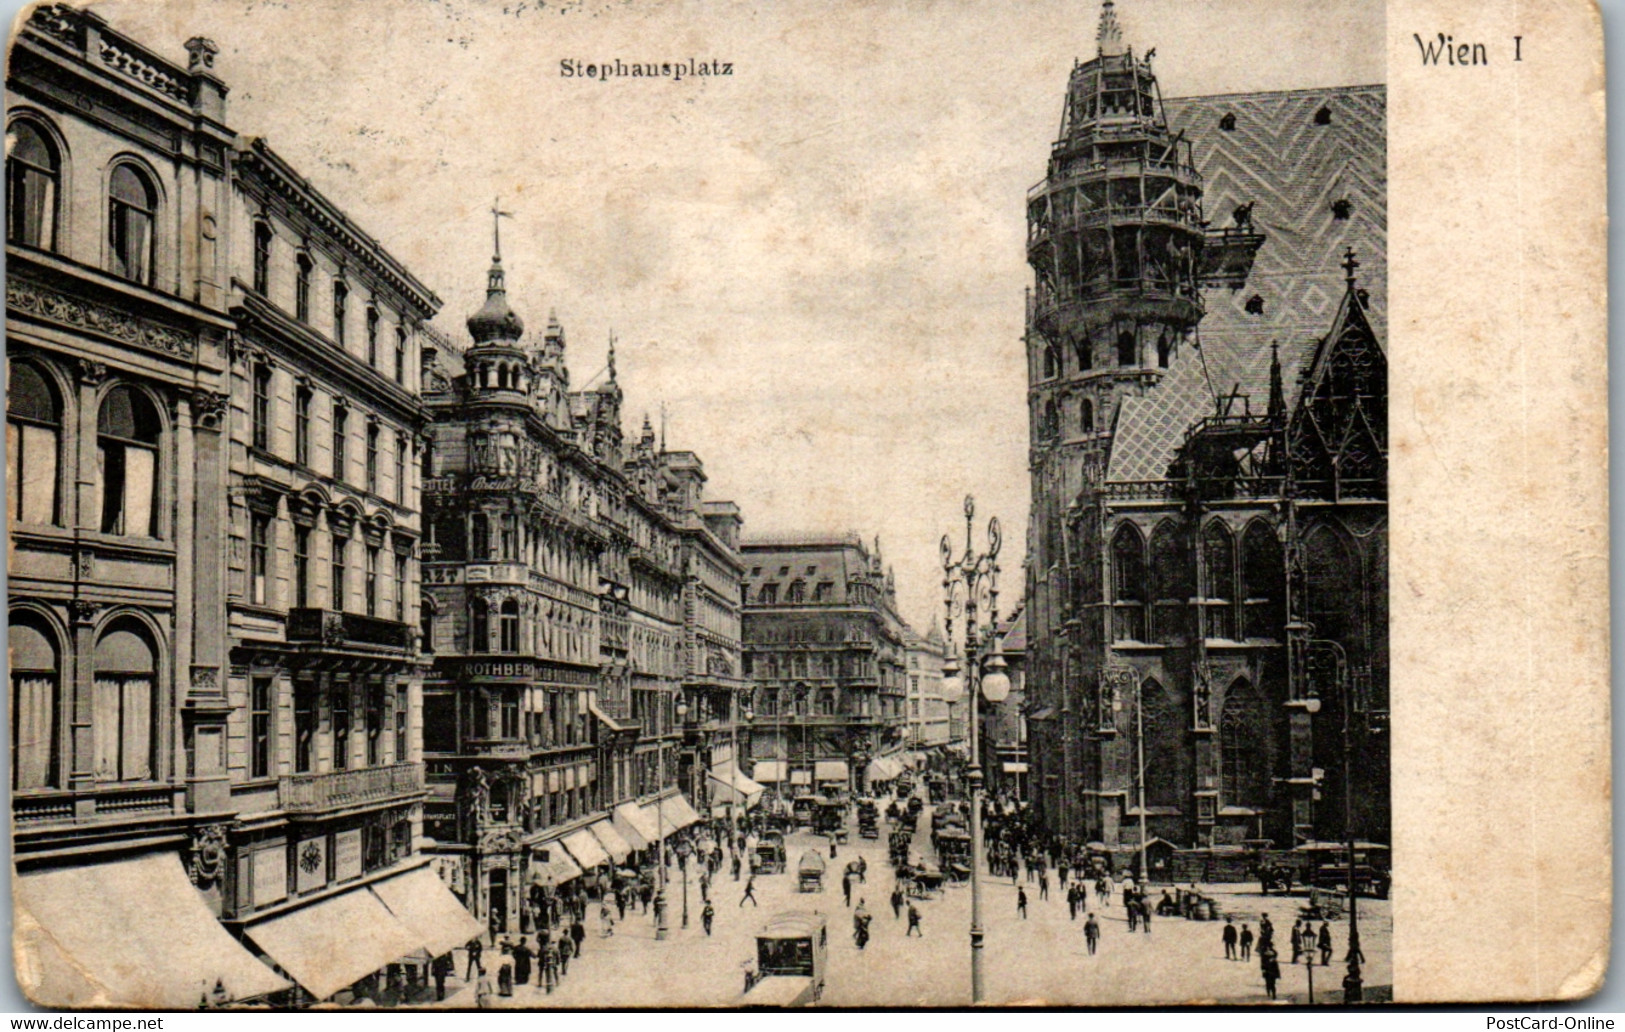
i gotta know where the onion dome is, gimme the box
[466,256,524,345]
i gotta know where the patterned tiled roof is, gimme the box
[1106,85,1386,484]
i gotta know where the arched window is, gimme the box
[1074,332,1092,371]
[1110,523,1146,641]
[1148,520,1189,643]
[1220,679,1268,809]
[8,361,61,526]
[98,385,160,537]
[108,163,156,283]
[499,599,520,652]
[11,614,60,790]
[93,621,156,782]
[1117,329,1136,366]
[1041,399,1059,441]
[470,598,490,653]
[1137,678,1185,808]
[1042,343,1059,379]
[252,222,272,294]
[1202,521,1235,640]
[1080,398,1094,434]
[295,253,313,322]
[8,121,59,250]
[1240,520,1284,639]
[332,280,348,345]
[1157,330,1172,368]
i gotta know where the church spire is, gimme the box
[466,200,524,345]
[1097,0,1125,57]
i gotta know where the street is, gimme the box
[442,801,1390,1008]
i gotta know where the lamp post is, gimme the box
[940,494,1008,1005]
[1302,638,1362,1003]
[676,838,691,930]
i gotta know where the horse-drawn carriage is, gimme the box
[797,850,827,893]
[935,830,972,880]
[888,828,912,867]
[856,798,879,839]
[740,912,827,1008]
[754,831,787,875]
[898,860,944,899]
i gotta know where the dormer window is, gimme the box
[1314,105,1332,125]
[1331,198,1353,220]
[1244,294,1265,316]
[1219,112,1236,131]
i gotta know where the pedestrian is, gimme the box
[541,937,559,994]
[854,901,871,949]
[556,932,570,977]
[1261,949,1280,1000]
[1084,912,1100,955]
[732,853,743,881]
[1058,859,1070,886]
[614,887,626,921]
[1126,894,1138,931]
[1290,921,1303,964]
[702,901,716,936]
[890,886,904,919]
[1258,912,1274,952]
[1240,923,1254,961]
[431,951,453,1001]
[496,942,514,997]
[1067,883,1079,920]
[464,936,484,981]
[1039,870,1049,901]
[1017,886,1028,919]
[740,875,759,907]
[599,899,615,938]
[640,880,653,913]
[474,965,493,1009]
[512,937,533,987]
[843,871,853,907]
[1318,922,1333,966]
[570,916,586,958]
[1139,897,1152,934]
[1223,917,1238,960]
[906,902,923,937]
[699,869,711,904]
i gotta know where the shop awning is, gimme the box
[658,792,703,830]
[709,763,766,808]
[370,866,485,960]
[615,801,662,846]
[865,757,899,782]
[246,883,424,1002]
[589,820,634,864]
[815,760,848,783]
[530,842,583,886]
[559,828,611,870]
[14,851,290,1008]
[753,760,787,783]
[790,769,812,786]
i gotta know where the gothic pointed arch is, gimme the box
[1240,519,1285,639]
[1219,678,1269,810]
[1201,520,1235,640]
[1148,519,1189,643]
[1110,521,1146,642]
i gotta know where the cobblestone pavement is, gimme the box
[439,808,1390,1008]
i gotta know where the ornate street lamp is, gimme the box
[1301,638,1363,1003]
[940,493,1006,1004]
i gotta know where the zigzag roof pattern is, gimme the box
[1106,84,1386,484]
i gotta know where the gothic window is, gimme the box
[500,599,520,653]
[1157,330,1172,368]
[1080,398,1094,433]
[470,597,490,653]
[92,621,156,783]
[1202,520,1235,640]
[1110,522,1146,642]
[1303,524,1361,655]
[98,386,160,537]
[1137,678,1185,809]
[328,280,352,353]
[1148,520,1189,644]
[332,404,349,481]
[10,614,60,790]
[1117,329,1136,366]
[295,253,313,321]
[107,164,155,284]
[1043,342,1059,379]
[1074,332,1092,370]
[7,121,59,250]
[1041,399,1059,441]
[253,221,272,294]
[1240,520,1284,639]
[1220,680,1268,809]
[7,361,60,526]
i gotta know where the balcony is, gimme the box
[278,761,424,814]
[287,608,412,651]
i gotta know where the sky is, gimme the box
[71,0,1384,631]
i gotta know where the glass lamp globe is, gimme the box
[676,699,690,719]
[940,656,965,703]
[980,652,1011,703]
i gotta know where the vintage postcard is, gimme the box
[3,0,1606,1009]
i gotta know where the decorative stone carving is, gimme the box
[74,358,108,386]
[96,38,190,102]
[188,823,230,888]
[190,665,220,692]
[68,599,100,625]
[9,282,196,359]
[1193,663,1214,729]
[73,550,95,580]
[190,389,227,429]
[184,36,218,72]
[320,612,346,645]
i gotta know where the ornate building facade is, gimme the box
[741,534,910,796]
[1020,3,1388,858]
[8,7,475,1007]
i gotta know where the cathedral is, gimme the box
[1020,2,1388,865]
